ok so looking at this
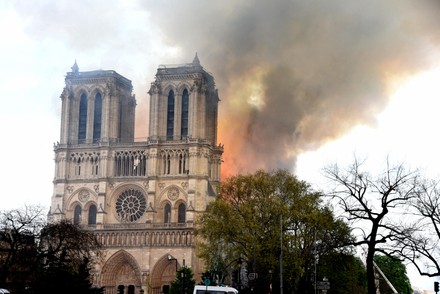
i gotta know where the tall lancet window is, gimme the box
[78,94,88,143]
[164,203,171,224]
[178,203,186,224]
[73,204,82,225]
[88,204,97,225]
[167,90,175,140]
[93,92,102,142]
[181,89,189,138]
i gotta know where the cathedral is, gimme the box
[48,55,223,294]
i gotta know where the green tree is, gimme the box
[200,269,225,286]
[170,266,196,294]
[30,220,103,294]
[318,252,367,294]
[37,220,102,270]
[374,255,411,294]
[30,257,104,294]
[197,170,354,293]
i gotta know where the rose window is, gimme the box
[115,189,147,222]
[167,188,179,200]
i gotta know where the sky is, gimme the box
[1,0,440,291]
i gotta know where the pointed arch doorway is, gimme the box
[100,250,143,294]
[149,255,181,294]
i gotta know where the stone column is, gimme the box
[86,94,95,143]
[109,91,120,142]
[190,80,200,139]
[198,87,207,139]
[102,89,110,142]
[60,87,71,144]
[148,82,160,139]
[70,93,80,144]
[148,149,158,176]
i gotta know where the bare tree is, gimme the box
[0,205,46,287]
[400,180,440,277]
[324,158,421,294]
[0,206,102,293]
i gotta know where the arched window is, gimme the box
[73,204,82,225]
[163,153,171,175]
[179,153,187,174]
[166,154,171,175]
[91,157,99,176]
[164,203,171,224]
[178,203,186,224]
[167,90,175,140]
[93,92,102,142]
[117,285,125,294]
[128,285,135,294]
[78,93,87,143]
[75,157,82,176]
[88,204,97,225]
[181,89,189,138]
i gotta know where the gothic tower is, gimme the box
[49,56,223,294]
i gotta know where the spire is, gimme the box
[192,53,200,66]
[71,60,79,75]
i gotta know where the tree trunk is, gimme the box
[366,247,377,294]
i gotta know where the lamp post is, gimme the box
[238,258,242,290]
[181,271,185,294]
[280,212,283,294]
[276,188,284,294]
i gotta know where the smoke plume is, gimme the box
[12,0,440,178]
[145,0,440,177]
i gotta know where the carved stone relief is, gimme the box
[181,182,188,190]
[78,190,90,202]
[167,188,179,201]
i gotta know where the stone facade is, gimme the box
[49,55,223,294]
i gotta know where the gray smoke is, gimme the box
[146,0,440,176]
[12,0,440,176]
